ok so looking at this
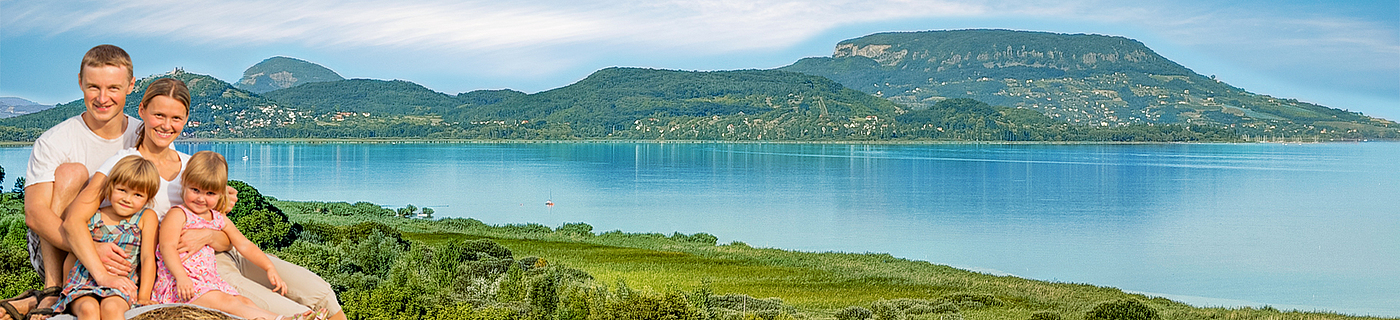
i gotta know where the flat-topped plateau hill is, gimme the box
[779,29,1397,139]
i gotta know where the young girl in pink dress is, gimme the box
[57,155,162,320]
[152,151,326,320]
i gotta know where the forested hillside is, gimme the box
[0,29,1393,142]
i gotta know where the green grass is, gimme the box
[277,201,1393,320]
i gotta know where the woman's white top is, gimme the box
[96,148,191,221]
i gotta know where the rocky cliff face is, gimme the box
[235,56,345,93]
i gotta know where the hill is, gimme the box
[0,68,298,139]
[450,67,909,139]
[262,79,461,116]
[0,97,53,119]
[235,56,345,93]
[779,29,1399,140]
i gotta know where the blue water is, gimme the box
[2,142,1396,317]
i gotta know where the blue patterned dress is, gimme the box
[53,209,144,312]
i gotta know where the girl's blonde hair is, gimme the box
[103,155,161,206]
[183,151,230,212]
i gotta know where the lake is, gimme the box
[2,142,1396,317]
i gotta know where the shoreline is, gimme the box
[267,196,1396,319]
[2,137,1393,146]
[156,137,1400,145]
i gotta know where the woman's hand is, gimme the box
[177,229,216,257]
[266,269,287,295]
[98,242,133,276]
[218,186,239,213]
[176,278,196,302]
[94,272,137,298]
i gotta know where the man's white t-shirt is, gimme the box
[96,148,190,221]
[25,114,142,187]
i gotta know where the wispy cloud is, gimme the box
[5,0,1395,98]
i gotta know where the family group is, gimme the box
[1,45,342,320]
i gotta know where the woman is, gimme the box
[63,78,345,320]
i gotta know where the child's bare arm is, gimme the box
[137,209,159,304]
[221,220,286,293]
[222,221,276,272]
[157,208,193,282]
[64,202,136,294]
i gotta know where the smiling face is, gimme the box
[139,95,188,148]
[79,65,135,123]
[108,183,151,217]
[182,184,224,215]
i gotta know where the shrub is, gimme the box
[227,180,285,220]
[503,223,553,235]
[1085,299,1158,320]
[835,306,874,320]
[339,221,406,244]
[688,232,718,245]
[1029,311,1063,320]
[940,293,1002,309]
[556,222,593,235]
[0,215,40,298]
[231,209,296,248]
[869,300,907,320]
[709,294,789,313]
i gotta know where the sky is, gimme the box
[2,0,1397,120]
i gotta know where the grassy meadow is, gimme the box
[271,198,1391,320]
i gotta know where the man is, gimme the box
[6,44,143,320]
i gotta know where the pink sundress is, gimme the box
[151,205,239,303]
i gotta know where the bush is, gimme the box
[0,215,40,298]
[339,221,406,244]
[1085,299,1158,320]
[503,223,553,235]
[835,306,874,320]
[227,180,297,249]
[940,293,1002,309]
[231,209,296,248]
[1029,311,1063,320]
[227,180,285,220]
[556,222,593,235]
[869,300,906,320]
[709,294,788,312]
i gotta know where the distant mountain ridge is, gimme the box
[0,29,1393,141]
[236,56,344,93]
[780,29,1396,139]
[0,97,53,119]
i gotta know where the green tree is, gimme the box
[420,207,433,219]
[13,177,24,199]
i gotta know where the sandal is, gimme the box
[24,287,61,320]
[23,308,56,320]
[0,289,40,320]
[275,309,326,320]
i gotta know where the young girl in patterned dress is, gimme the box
[152,151,325,320]
[57,155,161,320]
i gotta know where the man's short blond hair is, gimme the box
[80,44,133,80]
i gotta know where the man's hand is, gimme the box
[99,242,133,276]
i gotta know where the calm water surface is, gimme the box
[2,142,1395,316]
